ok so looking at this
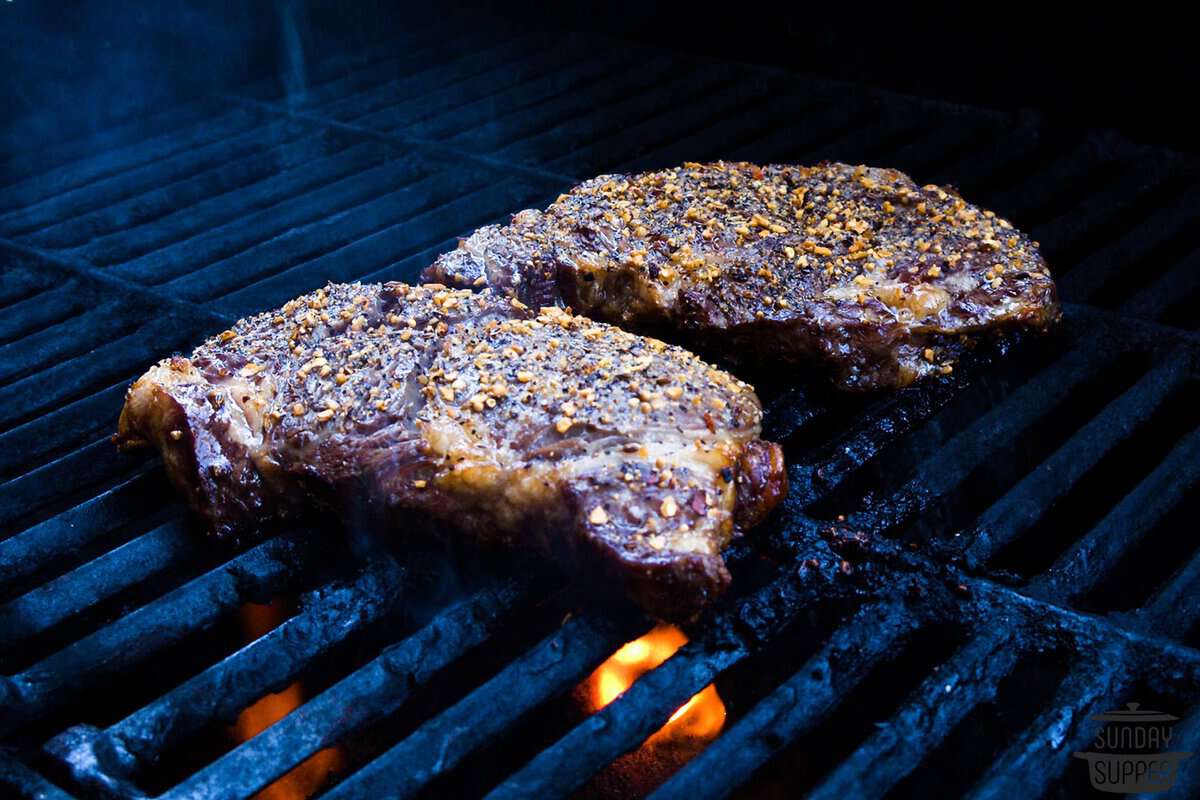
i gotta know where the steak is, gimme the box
[423,161,1061,390]
[116,283,787,619]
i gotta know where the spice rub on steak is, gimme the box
[423,161,1061,390]
[116,283,787,619]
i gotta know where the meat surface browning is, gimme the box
[424,161,1061,389]
[116,283,786,619]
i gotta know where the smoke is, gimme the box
[275,0,309,110]
[0,1,280,181]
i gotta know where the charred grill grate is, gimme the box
[3,22,1200,800]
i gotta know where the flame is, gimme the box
[582,624,725,745]
[232,600,342,800]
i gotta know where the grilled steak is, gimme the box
[423,161,1061,389]
[116,283,786,619]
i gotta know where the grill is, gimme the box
[3,18,1200,800]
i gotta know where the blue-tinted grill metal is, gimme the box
[2,21,1200,800]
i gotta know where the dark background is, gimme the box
[1,1,1194,159]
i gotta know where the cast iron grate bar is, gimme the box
[434,55,690,153]
[960,355,1189,567]
[233,27,448,102]
[266,28,511,112]
[0,107,264,217]
[546,75,792,176]
[835,342,1109,533]
[648,601,915,800]
[204,175,561,317]
[22,126,350,251]
[143,166,454,297]
[1061,183,1200,302]
[0,753,74,800]
[0,532,318,737]
[46,562,402,799]
[1,115,314,240]
[106,148,432,282]
[0,519,199,653]
[0,470,162,593]
[1030,161,1180,261]
[1141,546,1200,636]
[484,573,836,800]
[807,631,1021,800]
[155,578,528,800]
[0,238,232,351]
[377,49,637,140]
[325,613,642,800]
[336,43,572,132]
[1123,249,1200,325]
[0,385,149,505]
[71,140,397,267]
[1030,423,1200,603]
[965,646,1131,800]
[788,324,1102,513]
[303,34,555,124]
[888,122,997,176]
[931,131,1054,196]
[0,436,142,530]
[4,22,1200,800]
[985,140,1124,225]
[0,282,89,347]
[0,99,227,193]
[150,167,462,300]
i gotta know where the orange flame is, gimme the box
[582,624,725,745]
[232,600,342,800]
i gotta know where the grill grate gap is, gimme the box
[296,587,573,800]
[803,328,1081,522]
[1156,281,1200,331]
[886,647,1074,799]
[1000,147,1128,228]
[133,594,306,794]
[4,22,1200,800]
[125,575,428,800]
[0,456,153,541]
[0,394,129,485]
[1077,459,1200,613]
[12,595,265,747]
[1048,174,1200,287]
[990,377,1200,579]
[415,628,610,800]
[730,622,965,799]
[2,521,298,675]
[571,596,863,800]
[0,480,173,605]
[894,350,1151,549]
[1044,683,1195,799]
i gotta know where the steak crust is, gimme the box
[424,161,1061,389]
[116,283,786,619]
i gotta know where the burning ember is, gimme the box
[582,624,726,745]
[232,600,342,800]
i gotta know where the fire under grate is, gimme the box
[3,21,1200,800]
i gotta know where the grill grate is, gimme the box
[3,21,1200,800]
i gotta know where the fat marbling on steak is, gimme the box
[423,161,1061,390]
[116,283,786,619]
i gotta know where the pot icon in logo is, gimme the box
[1073,703,1192,794]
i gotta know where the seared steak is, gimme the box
[423,161,1061,389]
[116,283,786,619]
